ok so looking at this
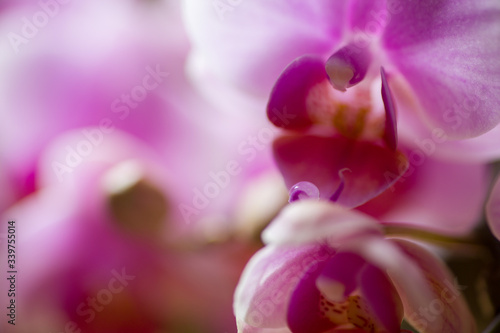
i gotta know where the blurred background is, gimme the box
[0,1,287,332]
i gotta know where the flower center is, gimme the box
[319,293,377,332]
[304,41,398,149]
[305,79,383,140]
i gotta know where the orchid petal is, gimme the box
[234,244,334,329]
[486,175,500,241]
[182,1,347,96]
[358,154,487,236]
[267,56,328,130]
[333,230,475,330]
[262,200,382,246]
[381,67,398,150]
[287,259,336,333]
[382,0,500,138]
[421,123,500,162]
[272,134,408,208]
[395,95,500,162]
[347,0,388,33]
[358,264,404,333]
[316,252,366,302]
[342,237,436,326]
[392,239,476,333]
[237,321,292,333]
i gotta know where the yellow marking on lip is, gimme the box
[318,293,380,332]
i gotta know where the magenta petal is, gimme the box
[393,239,476,333]
[347,0,388,33]
[358,264,403,333]
[382,1,500,138]
[317,252,366,301]
[486,175,500,241]
[329,169,350,202]
[287,258,335,333]
[183,1,347,96]
[262,201,382,246]
[236,323,292,333]
[381,67,398,151]
[358,155,487,236]
[273,134,408,208]
[234,244,334,329]
[267,56,328,130]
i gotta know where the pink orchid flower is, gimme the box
[1,161,171,333]
[183,0,500,154]
[266,53,488,238]
[1,130,260,333]
[0,0,187,204]
[234,200,476,333]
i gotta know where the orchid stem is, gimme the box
[383,224,478,246]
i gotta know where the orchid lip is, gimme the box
[266,56,327,130]
[325,43,372,91]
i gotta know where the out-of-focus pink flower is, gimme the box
[1,130,260,333]
[0,0,280,232]
[183,0,500,142]
[486,175,500,241]
[2,164,170,333]
[234,201,476,333]
[0,0,181,203]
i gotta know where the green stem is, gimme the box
[383,224,478,246]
